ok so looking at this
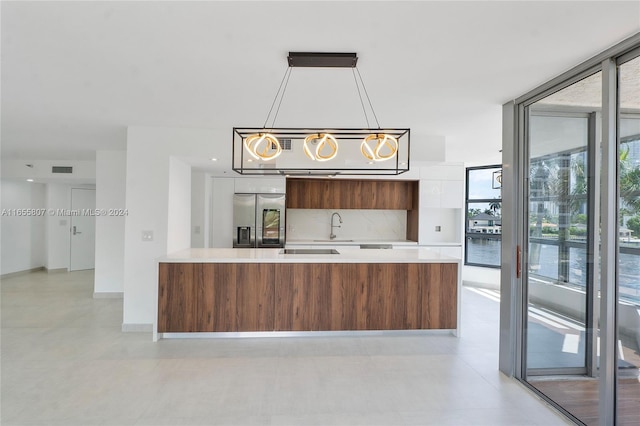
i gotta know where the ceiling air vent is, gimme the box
[52,166,73,174]
[271,139,292,151]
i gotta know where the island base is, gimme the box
[158,262,458,335]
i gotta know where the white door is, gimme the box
[69,188,96,271]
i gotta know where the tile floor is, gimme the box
[1,270,572,426]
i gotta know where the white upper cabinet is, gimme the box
[441,180,464,208]
[418,163,464,209]
[420,180,442,208]
[234,177,285,194]
[418,163,464,246]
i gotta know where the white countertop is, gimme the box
[286,239,418,246]
[159,248,460,264]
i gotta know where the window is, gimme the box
[465,165,502,267]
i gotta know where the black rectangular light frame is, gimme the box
[232,127,410,176]
[287,52,358,68]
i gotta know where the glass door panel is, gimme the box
[524,71,602,425]
[527,113,590,370]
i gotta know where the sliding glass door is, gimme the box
[503,36,640,425]
[522,72,602,423]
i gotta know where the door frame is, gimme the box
[522,108,597,377]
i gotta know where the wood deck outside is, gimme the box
[532,378,640,425]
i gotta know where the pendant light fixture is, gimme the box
[233,52,410,175]
[244,133,282,161]
[361,133,399,162]
[303,133,339,161]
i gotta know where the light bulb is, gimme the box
[244,133,282,161]
[303,133,338,161]
[361,134,398,162]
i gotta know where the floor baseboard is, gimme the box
[1,266,45,279]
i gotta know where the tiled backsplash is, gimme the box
[286,209,407,241]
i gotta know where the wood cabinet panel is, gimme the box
[406,181,420,242]
[286,178,417,210]
[333,264,365,330]
[209,264,237,332]
[158,263,196,332]
[362,264,422,330]
[194,264,215,331]
[236,264,275,331]
[158,261,457,333]
[158,263,236,332]
[405,264,422,329]
[421,263,457,329]
[275,263,335,331]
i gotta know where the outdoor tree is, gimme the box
[620,142,640,215]
[488,201,501,216]
[627,215,640,236]
[468,208,482,218]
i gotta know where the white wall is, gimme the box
[94,151,127,295]
[411,134,446,163]
[191,170,206,248]
[210,177,235,248]
[167,157,191,253]
[1,159,96,182]
[45,183,71,270]
[123,126,218,327]
[0,180,46,275]
[0,177,99,276]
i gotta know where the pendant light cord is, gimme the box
[354,67,381,129]
[263,66,292,129]
[270,67,292,129]
[352,68,371,128]
[266,62,380,130]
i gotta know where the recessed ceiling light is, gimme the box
[210,158,218,162]
[26,179,34,182]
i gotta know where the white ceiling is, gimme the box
[2,1,639,169]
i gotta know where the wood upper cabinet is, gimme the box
[286,178,417,210]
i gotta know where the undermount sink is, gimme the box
[281,248,340,255]
[312,239,354,242]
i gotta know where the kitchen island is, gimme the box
[155,248,460,340]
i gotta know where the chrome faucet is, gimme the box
[330,212,342,240]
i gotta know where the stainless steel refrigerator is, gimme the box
[233,193,286,248]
